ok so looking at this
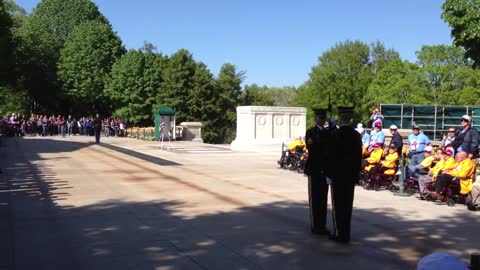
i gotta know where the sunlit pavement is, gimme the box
[0,135,478,270]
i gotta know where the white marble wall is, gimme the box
[231,106,307,151]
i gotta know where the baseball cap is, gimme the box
[424,145,433,153]
[374,142,382,147]
[462,115,471,122]
[416,252,468,270]
[389,125,398,130]
[442,149,453,156]
[374,121,382,127]
[389,143,397,149]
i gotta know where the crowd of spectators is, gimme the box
[0,113,128,138]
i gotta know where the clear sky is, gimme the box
[15,0,453,87]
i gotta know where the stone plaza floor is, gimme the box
[0,136,479,270]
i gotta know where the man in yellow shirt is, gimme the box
[433,151,475,198]
[363,142,383,172]
[278,136,306,167]
[366,143,399,180]
[407,145,435,178]
[418,149,457,196]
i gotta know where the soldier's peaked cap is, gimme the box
[337,106,354,114]
[312,108,327,118]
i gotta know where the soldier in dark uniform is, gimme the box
[329,106,362,243]
[304,108,334,235]
[92,113,102,144]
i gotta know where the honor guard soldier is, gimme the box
[329,106,362,243]
[304,108,334,235]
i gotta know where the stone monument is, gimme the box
[231,106,307,151]
[180,122,203,143]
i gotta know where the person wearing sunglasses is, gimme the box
[451,115,480,159]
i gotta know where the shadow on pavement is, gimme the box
[98,143,182,166]
[1,137,479,270]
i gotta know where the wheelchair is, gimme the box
[389,173,421,195]
[423,179,468,207]
[362,166,399,191]
[278,144,305,172]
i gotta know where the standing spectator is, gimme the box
[452,115,479,158]
[407,124,431,167]
[67,115,74,136]
[119,118,125,137]
[370,107,384,128]
[389,125,403,157]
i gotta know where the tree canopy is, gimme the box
[442,0,480,67]
[58,20,125,114]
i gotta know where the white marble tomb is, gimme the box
[231,106,307,151]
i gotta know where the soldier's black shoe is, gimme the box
[328,233,350,244]
[311,228,330,235]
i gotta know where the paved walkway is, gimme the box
[0,136,479,270]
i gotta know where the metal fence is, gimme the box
[380,104,480,141]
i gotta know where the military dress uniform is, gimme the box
[329,107,362,243]
[304,108,334,234]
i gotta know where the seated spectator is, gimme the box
[432,151,475,199]
[366,143,399,179]
[407,145,435,178]
[363,142,384,172]
[468,175,480,210]
[440,127,457,150]
[417,148,457,196]
[278,136,306,165]
[355,126,370,157]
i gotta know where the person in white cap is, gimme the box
[417,252,468,270]
[389,125,403,156]
[355,125,370,152]
[452,115,480,159]
[407,145,435,179]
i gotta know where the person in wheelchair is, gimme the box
[366,143,399,181]
[277,136,306,168]
[406,145,435,179]
[428,151,474,201]
[467,175,480,210]
[362,142,383,171]
[417,148,457,198]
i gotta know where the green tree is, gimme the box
[105,45,164,126]
[297,40,378,123]
[58,20,125,114]
[442,0,480,67]
[0,0,13,84]
[416,45,473,104]
[241,84,275,106]
[364,59,430,119]
[189,62,220,143]
[215,63,243,143]
[441,67,480,105]
[4,0,26,29]
[14,0,108,112]
[157,49,197,123]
